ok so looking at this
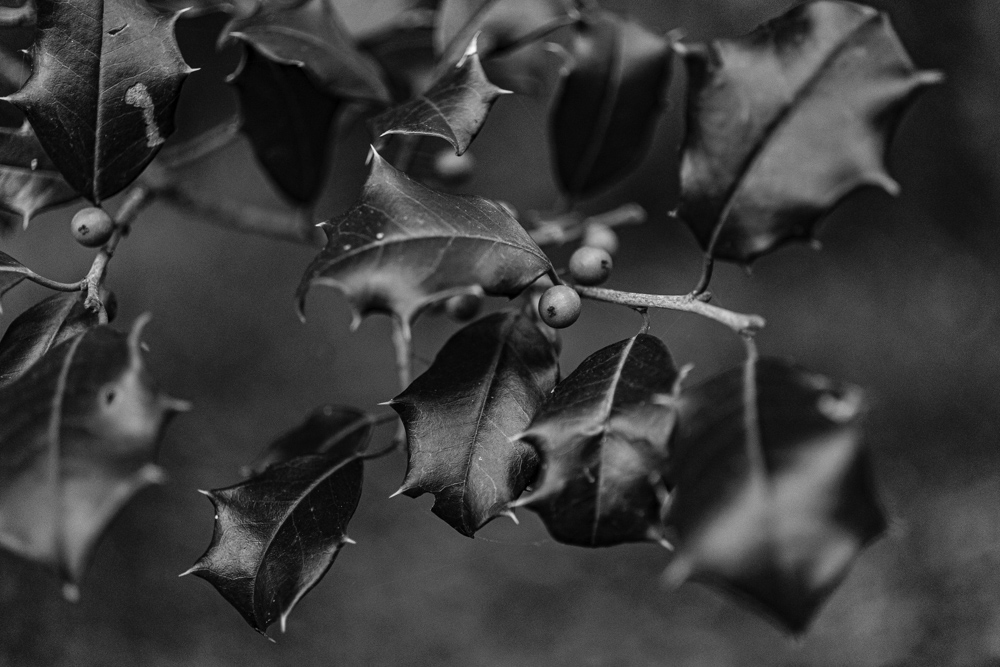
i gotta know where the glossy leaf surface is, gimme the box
[7,0,192,202]
[297,151,552,333]
[514,334,678,547]
[0,321,187,589]
[187,424,365,635]
[0,122,78,230]
[391,310,558,536]
[0,291,101,389]
[370,39,509,156]
[225,0,391,105]
[229,46,343,204]
[665,357,885,633]
[550,11,671,198]
[677,0,941,263]
[244,404,372,475]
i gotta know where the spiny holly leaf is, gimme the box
[0,291,102,390]
[676,1,942,263]
[550,11,672,199]
[244,404,372,475]
[0,319,188,593]
[0,121,78,230]
[229,45,343,204]
[436,0,571,93]
[185,415,366,636]
[225,0,391,105]
[5,0,193,203]
[389,310,558,537]
[297,150,552,335]
[664,356,885,633]
[513,333,678,547]
[370,38,509,156]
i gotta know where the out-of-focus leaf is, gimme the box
[0,291,102,390]
[229,46,343,204]
[186,418,365,636]
[5,0,193,203]
[244,404,372,475]
[370,38,508,156]
[436,0,571,93]
[359,9,437,101]
[514,333,678,547]
[297,150,552,335]
[0,320,188,592]
[0,121,79,230]
[225,0,392,105]
[390,310,558,537]
[550,11,671,199]
[664,357,885,633]
[677,0,942,263]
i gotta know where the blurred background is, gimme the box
[1,0,999,665]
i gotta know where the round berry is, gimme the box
[71,207,114,247]
[433,149,475,186]
[538,285,581,329]
[569,246,613,286]
[445,292,482,322]
[582,223,619,255]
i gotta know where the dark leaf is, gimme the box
[676,0,942,263]
[185,420,365,636]
[370,38,509,156]
[514,333,678,547]
[664,356,885,633]
[0,121,78,231]
[550,11,672,199]
[244,404,372,475]
[297,150,552,335]
[0,319,188,592]
[229,45,343,204]
[225,0,392,105]
[390,310,558,537]
[5,0,193,203]
[435,0,571,94]
[359,9,438,102]
[0,291,101,390]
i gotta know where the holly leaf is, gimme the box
[185,415,366,636]
[369,38,509,156]
[389,310,558,537]
[550,11,672,199]
[228,45,344,204]
[297,150,552,335]
[436,0,571,93]
[664,357,885,633]
[676,0,942,263]
[0,318,188,593]
[225,0,392,105]
[513,333,678,547]
[244,404,372,475]
[0,291,102,390]
[0,121,79,230]
[5,0,192,203]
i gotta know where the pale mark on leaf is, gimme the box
[124,83,163,148]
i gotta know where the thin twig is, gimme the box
[484,13,580,61]
[575,285,765,334]
[83,185,155,321]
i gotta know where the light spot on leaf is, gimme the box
[124,83,163,148]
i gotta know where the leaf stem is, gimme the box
[484,13,581,61]
[151,184,319,246]
[692,254,714,297]
[575,285,765,335]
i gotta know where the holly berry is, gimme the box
[569,246,613,286]
[582,223,619,255]
[71,207,114,247]
[538,285,581,329]
[445,292,482,322]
